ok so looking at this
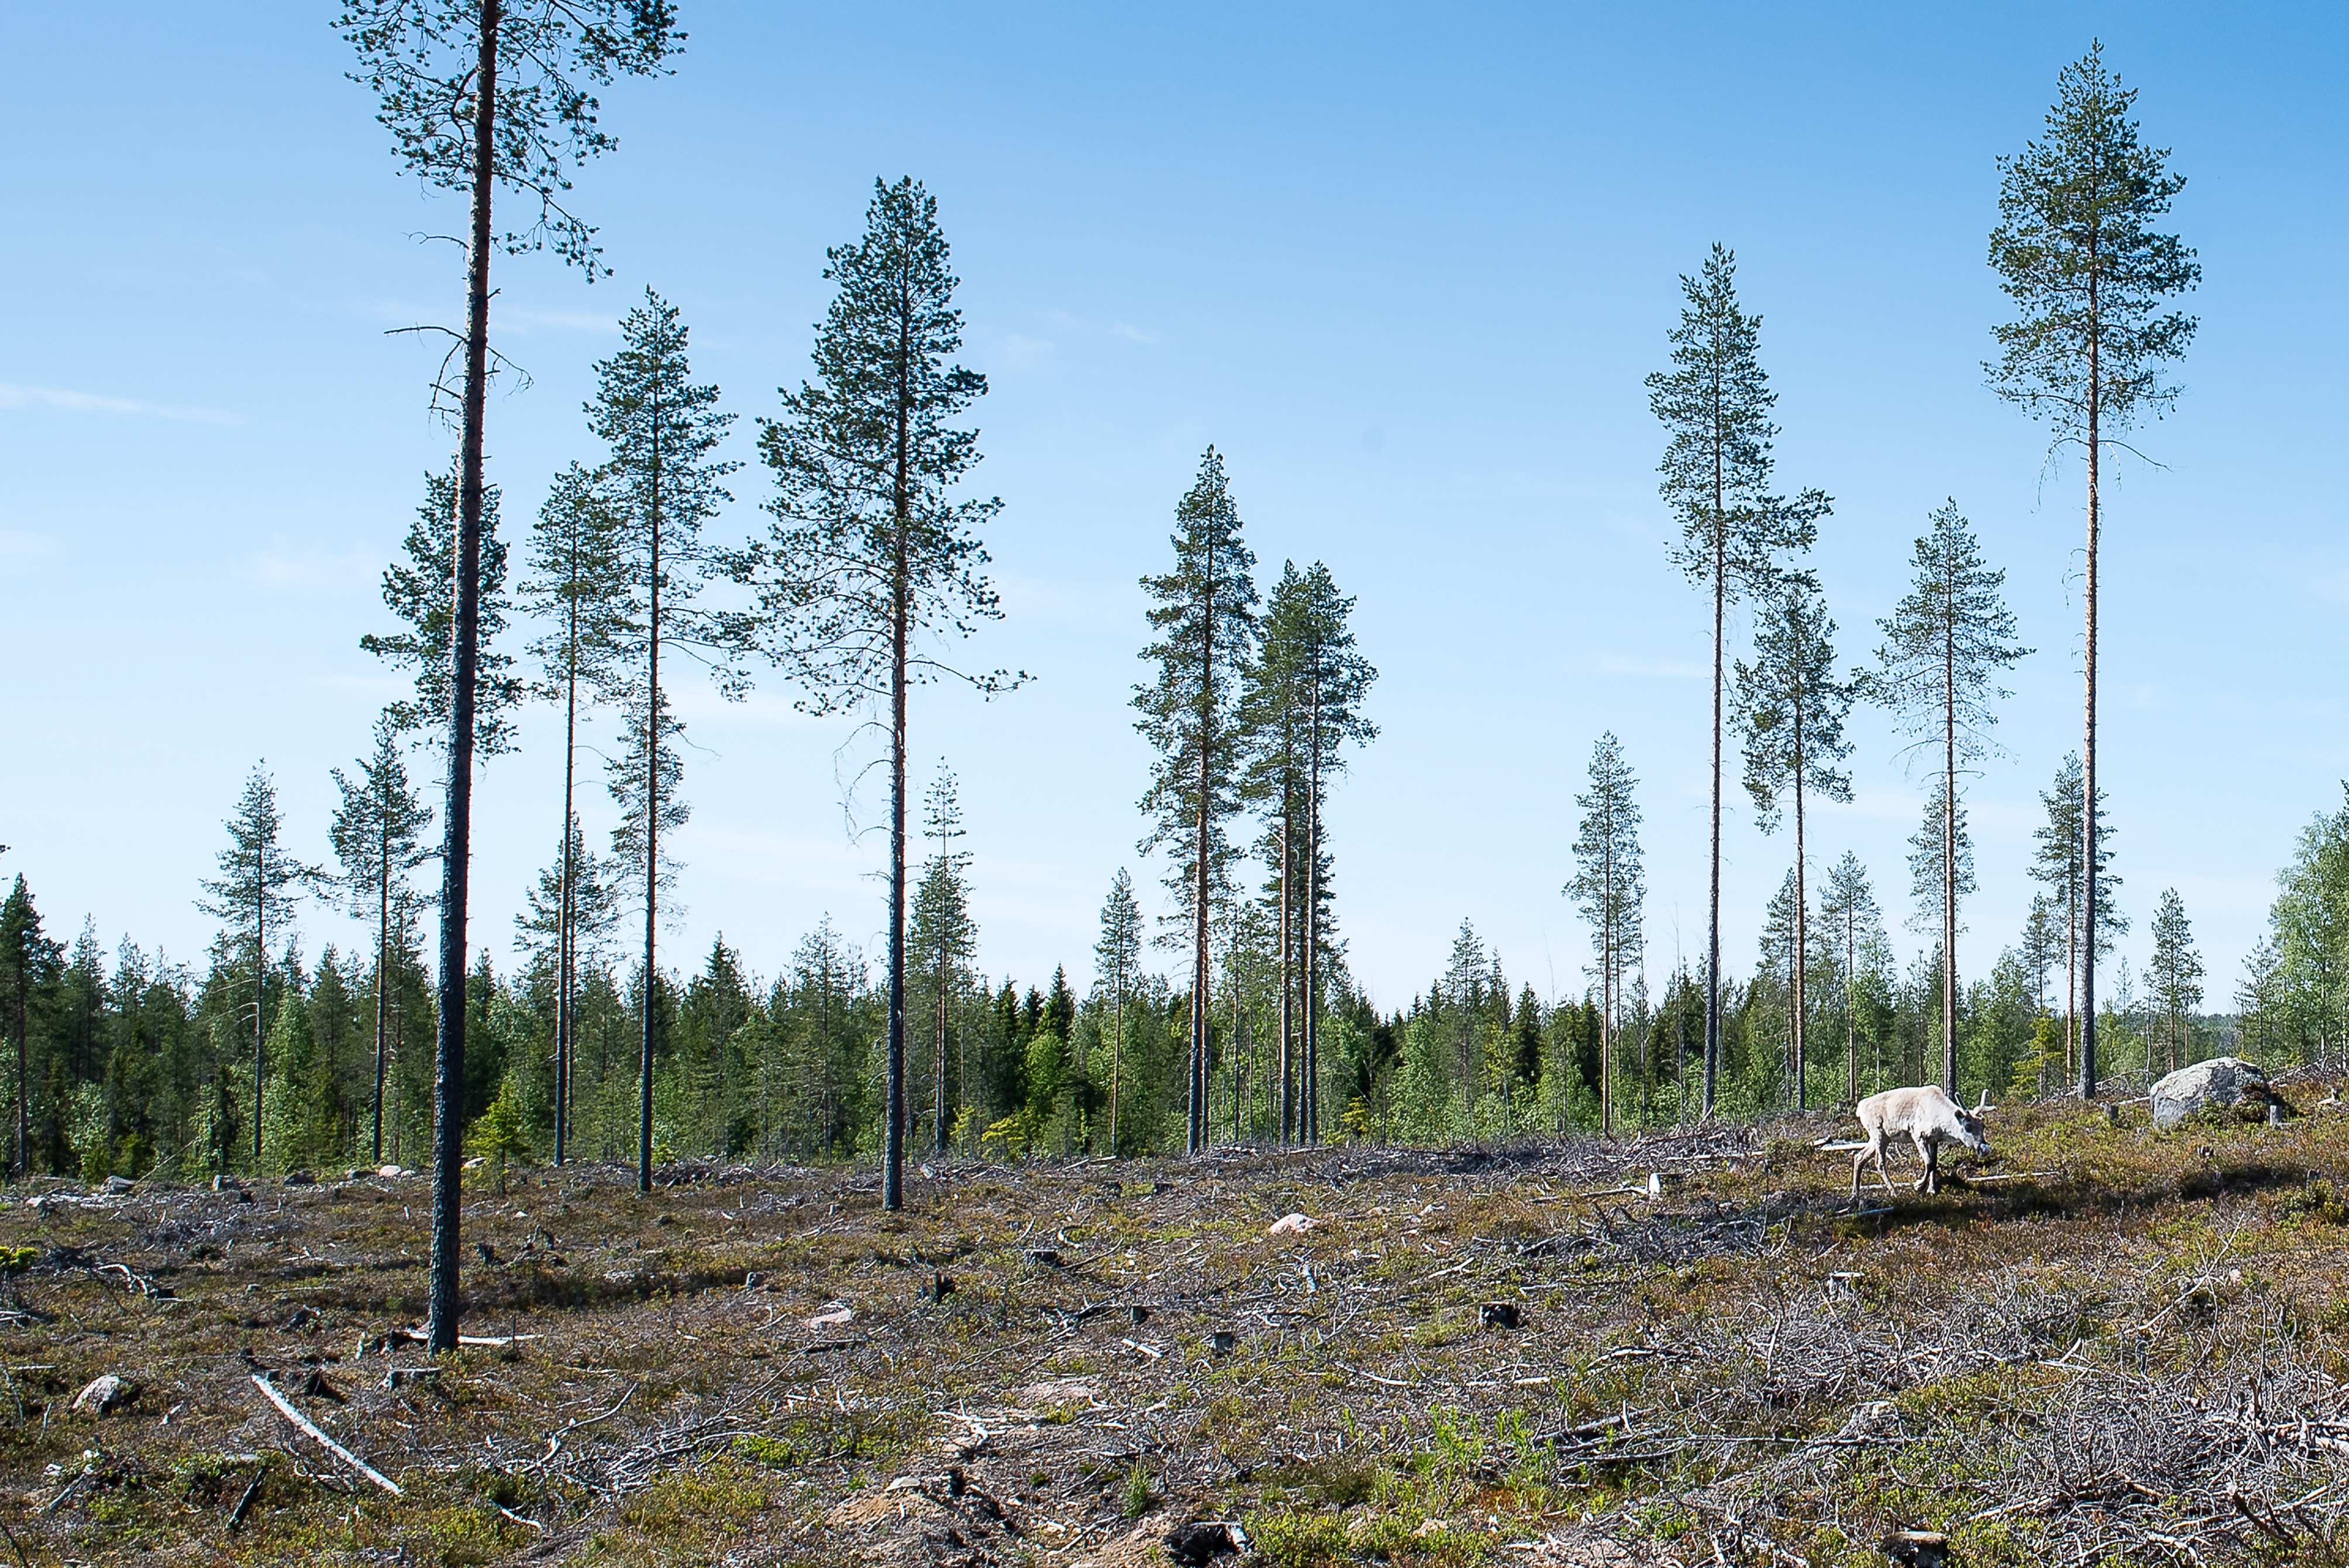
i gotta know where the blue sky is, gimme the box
[5,3,2344,1018]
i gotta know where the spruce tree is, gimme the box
[2147,887,2203,1075]
[329,714,435,1164]
[0,877,60,1180]
[1871,502,2028,1094]
[2028,752,2125,1078]
[1093,870,1143,1156]
[1567,735,1644,1134]
[342,0,683,1355]
[362,461,522,753]
[733,178,1013,1209]
[1990,42,2198,1100]
[910,767,977,1153]
[1817,851,1882,1104]
[583,290,742,1195]
[514,813,624,1152]
[1134,449,1257,1157]
[195,767,320,1171]
[1904,776,1978,1087]
[520,461,627,1164]
[1647,244,1828,1116]
[1730,571,1854,1109]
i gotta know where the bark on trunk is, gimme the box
[1703,518,1724,1118]
[2081,249,2102,1102]
[1278,807,1291,1146]
[636,379,662,1197]
[1943,608,1958,1095]
[427,0,501,1355]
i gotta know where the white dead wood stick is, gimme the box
[250,1375,401,1495]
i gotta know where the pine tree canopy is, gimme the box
[1989,40,2199,442]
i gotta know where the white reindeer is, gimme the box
[1852,1085,1992,1201]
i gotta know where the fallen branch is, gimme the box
[250,1374,401,1495]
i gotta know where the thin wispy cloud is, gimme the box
[0,382,240,426]
[252,545,378,593]
[1597,653,1705,678]
[1032,307,1160,347]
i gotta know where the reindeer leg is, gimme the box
[1874,1133,1897,1200]
[1911,1132,1933,1194]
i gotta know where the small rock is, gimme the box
[1024,1247,1062,1267]
[806,1304,854,1331]
[1209,1329,1238,1355]
[743,1270,769,1290]
[211,1176,242,1194]
[283,1171,315,1187]
[1882,1527,1950,1567]
[1127,1304,1150,1325]
[1166,1520,1245,1563]
[1266,1212,1316,1236]
[385,1366,441,1389]
[70,1376,133,1415]
[377,1165,402,1179]
[1479,1302,1521,1329]
[102,1175,135,1195]
[2152,1057,2280,1131]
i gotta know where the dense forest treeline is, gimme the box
[10,780,2349,1182]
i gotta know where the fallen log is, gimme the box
[249,1374,401,1495]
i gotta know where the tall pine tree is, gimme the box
[1648,245,1827,1116]
[1871,502,2027,1094]
[1730,572,1853,1110]
[1241,561,1375,1145]
[520,460,627,1164]
[341,0,683,1355]
[734,178,1013,1210]
[1135,450,1257,1156]
[585,289,742,1195]
[1990,42,2198,1098]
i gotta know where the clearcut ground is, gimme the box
[2,1093,2347,1566]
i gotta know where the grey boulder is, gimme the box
[2151,1056,2278,1131]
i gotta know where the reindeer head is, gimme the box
[1954,1090,1995,1155]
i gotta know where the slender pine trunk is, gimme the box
[374,815,391,1164]
[555,510,581,1167]
[636,382,663,1196]
[1704,511,1724,1118]
[253,883,267,1170]
[1277,804,1291,1146]
[1305,688,1321,1145]
[883,293,913,1212]
[1944,606,1958,1095]
[1190,537,1214,1159]
[1793,709,1807,1112]
[2081,258,2102,1102]
[426,0,500,1355]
